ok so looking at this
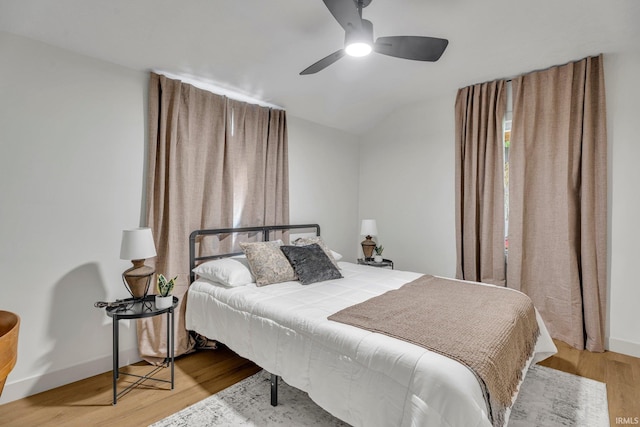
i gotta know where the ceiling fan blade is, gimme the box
[374,36,449,61]
[322,0,362,32]
[300,49,346,75]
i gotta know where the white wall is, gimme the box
[359,95,457,275]
[359,52,640,358]
[288,116,360,260]
[606,51,640,358]
[0,32,362,404]
[0,31,149,404]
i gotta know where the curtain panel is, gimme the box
[139,73,289,361]
[508,55,607,352]
[455,80,507,286]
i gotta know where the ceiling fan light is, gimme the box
[344,19,374,57]
[345,42,372,57]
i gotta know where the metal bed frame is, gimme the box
[188,223,321,405]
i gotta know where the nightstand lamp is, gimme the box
[360,219,378,260]
[120,227,157,299]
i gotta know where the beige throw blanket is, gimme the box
[328,275,539,427]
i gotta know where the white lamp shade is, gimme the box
[120,227,157,260]
[360,219,378,236]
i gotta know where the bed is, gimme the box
[185,224,557,427]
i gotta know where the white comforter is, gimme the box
[186,262,556,427]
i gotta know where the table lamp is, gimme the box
[360,219,378,260]
[120,227,157,299]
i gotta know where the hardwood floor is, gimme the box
[0,341,638,426]
[0,346,261,427]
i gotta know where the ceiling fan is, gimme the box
[300,0,449,75]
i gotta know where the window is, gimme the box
[503,83,512,256]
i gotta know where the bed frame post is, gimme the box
[270,373,279,406]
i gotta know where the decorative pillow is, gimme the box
[293,236,340,269]
[330,250,343,261]
[240,240,297,286]
[192,257,255,287]
[280,243,343,285]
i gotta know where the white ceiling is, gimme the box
[1,0,639,135]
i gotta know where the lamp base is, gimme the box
[361,235,376,260]
[122,260,155,299]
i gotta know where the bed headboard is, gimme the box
[189,224,320,283]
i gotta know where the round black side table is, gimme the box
[105,295,178,404]
[357,258,394,269]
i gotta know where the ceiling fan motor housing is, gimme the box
[344,19,374,56]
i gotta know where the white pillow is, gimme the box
[330,250,343,261]
[192,257,255,287]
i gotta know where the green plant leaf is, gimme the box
[157,274,176,296]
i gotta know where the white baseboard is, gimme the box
[608,337,640,358]
[0,348,141,405]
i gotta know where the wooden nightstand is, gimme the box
[357,258,394,269]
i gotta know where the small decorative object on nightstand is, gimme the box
[155,274,176,309]
[373,245,384,263]
[360,219,378,260]
[357,258,394,269]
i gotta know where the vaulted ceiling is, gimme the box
[1,0,639,134]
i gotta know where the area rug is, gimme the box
[150,365,608,427]
[509,365,608,426]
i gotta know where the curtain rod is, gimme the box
[154,70,284,110]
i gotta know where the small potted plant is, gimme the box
[374,245,384,263]
[155,274,176,309]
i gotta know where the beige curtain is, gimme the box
[225,98,289,227]
[508,55,607,352]
[139,73,289,361]
[455,80,507,286]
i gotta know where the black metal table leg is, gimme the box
[270,374,278,406]
[170,308,174,389]
[112,315,118,405]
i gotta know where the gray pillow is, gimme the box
[293,236,340,269]
[280,243,343,285]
